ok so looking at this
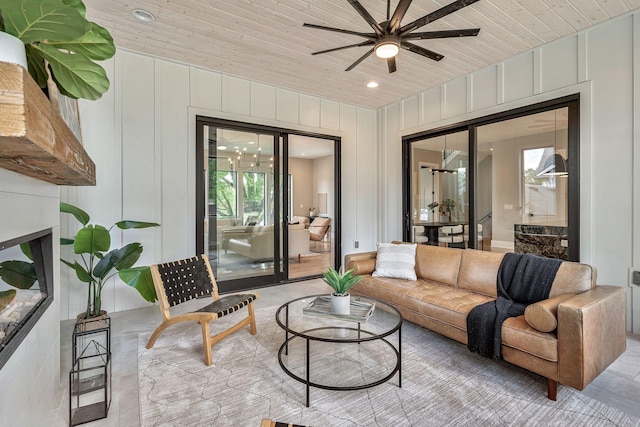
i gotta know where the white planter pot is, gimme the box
[330,293,350,315]
[0,32,27,70]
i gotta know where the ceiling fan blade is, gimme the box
[346,0,384,35]
[388,0,413,33]
[303,23,376,39]
[312,41,375,55]
[345,48,374,71]
[387,56,397,73]
[399,0,479,36]
[403,28,480,40]
[401,41,444,61]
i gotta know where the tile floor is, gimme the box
[54,279,640,426]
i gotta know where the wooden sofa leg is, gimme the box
[547,378,557,401]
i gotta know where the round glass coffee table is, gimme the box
[275,294,402,407]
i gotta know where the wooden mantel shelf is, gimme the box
[0,62,95,186]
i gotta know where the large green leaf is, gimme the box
[0,260,37,289]
[119,267,157,303]
[61,0,86,17]
[112,243,143,270]
[93,243,142,278]
[36,43,109,100]
[74,224,110,255]
[48,22,115,60]
[25,44,49,88]
[115,221,161,230]
[1,0,88,43]
[60,201,90,225]
[61,258,92,283]
[20,242,33,261]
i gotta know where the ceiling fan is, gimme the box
[304,0,481,73]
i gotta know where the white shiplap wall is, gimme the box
[378,11,640,333]
[64,49,377,319]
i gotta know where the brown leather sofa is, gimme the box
[345,244,627,400]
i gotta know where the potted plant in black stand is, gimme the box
[60,202,159,323]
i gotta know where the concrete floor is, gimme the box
[54,278,640,426]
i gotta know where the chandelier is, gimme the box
[227,140,273,173]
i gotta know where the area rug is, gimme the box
[138,307,639,426]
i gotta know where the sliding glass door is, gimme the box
[410,130,469,246]
[196,117,341,292]
[476,107,570,258]
[197,123,279,291]
[403,95,579,261]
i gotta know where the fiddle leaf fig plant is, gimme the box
[60,202,159,319]
[0,0,116,100]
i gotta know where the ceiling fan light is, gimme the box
[375,42,399,59]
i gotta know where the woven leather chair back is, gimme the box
[156,256,216,307]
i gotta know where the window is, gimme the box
[242,172,266,225]
[522,147,558,219]
[214,167,237,219]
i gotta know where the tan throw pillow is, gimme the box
[372,243,417,280]
[524,293,576,332]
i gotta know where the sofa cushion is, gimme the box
[549,262,596,297]
[352,276,424,306]
[373,243,417,280]
[457,250,504,297]
[524,293,576,332]
[502,316,558,362]
[414,244,462,287]
[404,280,494,331]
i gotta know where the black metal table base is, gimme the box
[277,325,401,407]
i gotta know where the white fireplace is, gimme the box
[0,168,61,425]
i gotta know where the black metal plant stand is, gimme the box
[69,315,111,426]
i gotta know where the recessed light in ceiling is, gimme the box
[248,141,255,145]
[367,82,379,88]
[131,9,156,23]
[218,146,227,150]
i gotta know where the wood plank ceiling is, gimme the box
[84,0,640,108]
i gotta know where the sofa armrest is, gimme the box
[344,251,377,275]
[557,285,626,390]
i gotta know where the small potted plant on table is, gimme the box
[321,267,363,315]
[439,198,456,222]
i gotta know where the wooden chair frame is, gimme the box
[146,255,258,366]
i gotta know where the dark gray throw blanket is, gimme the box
[466,253,562,360]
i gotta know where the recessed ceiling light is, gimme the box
[367,81,379,88]
[218,146,227,150]
[131,9,156,23]
[248,141,255,145]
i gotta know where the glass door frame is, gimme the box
[196,116,342,292]
[402,94,580,261]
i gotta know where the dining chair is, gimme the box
[463,224,484,249]
[438,224,464,247]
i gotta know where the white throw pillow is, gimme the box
[372,242,417,280]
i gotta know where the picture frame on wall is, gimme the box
[46,77,83,143]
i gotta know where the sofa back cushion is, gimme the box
[549,261,597,297]
[457,250,505,297]
[414,244,462,287]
